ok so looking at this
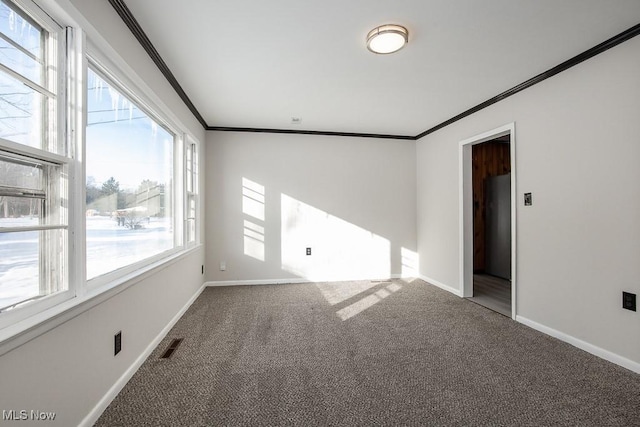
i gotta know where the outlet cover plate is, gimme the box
[623,292,636,311]
[114,331,122,356]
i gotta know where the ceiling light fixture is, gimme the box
[366,24,408,54]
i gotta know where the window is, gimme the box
[185,139,198,245]
[0,0,200,341]
[0,153,66,310]
[0,0,67,319]
[0,0,61,154]
[85,66,178,281]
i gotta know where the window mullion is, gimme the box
[66,25,86,298]
[183,135,188,244]
[174,134,184,248]
[0,224,67,233]
[0,186,46,198]
[0,63,56,100]
[0,31,42,64]
[0,139,69,164]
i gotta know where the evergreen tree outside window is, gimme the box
[85,66,176,280]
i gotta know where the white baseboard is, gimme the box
[516,315,640,374]
[419,274,463,297]
[79,283,207,427]
[206,274,403,287]
[206,278,311,287]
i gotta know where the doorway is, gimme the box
[460,123,516,318]
[470,137,511,315]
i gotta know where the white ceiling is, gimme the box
[124,0,640,136]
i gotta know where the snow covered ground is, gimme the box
[0,216,173,309]
[0,217,39,310]
[86,216,173,279]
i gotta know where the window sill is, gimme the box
[0,244,203,356]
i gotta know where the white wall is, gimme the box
[206,131,417,283]
[417,36,640,366]
[0,1,207,426]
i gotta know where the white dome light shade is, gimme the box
[367,24,408,54]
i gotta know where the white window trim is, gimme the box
[67,24,88,300]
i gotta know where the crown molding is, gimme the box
[415,22,640,140]
[207,126,414,140]
[107,0,208,129]
[108,1,640,141]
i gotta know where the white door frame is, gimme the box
[459,123,517,319]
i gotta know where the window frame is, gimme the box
[0,0,64,155]
[0,0,72,330]
[84,55,186,289]
[185,136,199,246]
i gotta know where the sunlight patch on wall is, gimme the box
[281,193,390,282]
[401,247,419,278]
[242,178,265,221]
[244,220,265,261]
[243,178,265,261]
[336,282,402,321]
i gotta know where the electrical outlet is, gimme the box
[622,292,636,311]
[220,261,226,271]
[201,265,204,275]
[306,247,311,256]
[114,331,122,356]
[524,193,532,206]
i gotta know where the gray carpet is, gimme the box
[96,279,640,426]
